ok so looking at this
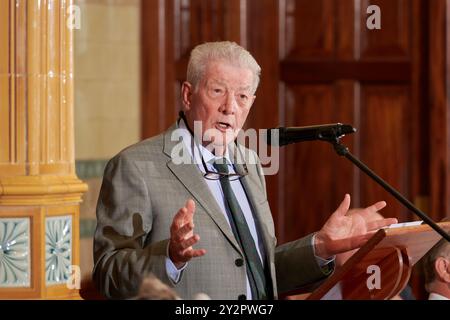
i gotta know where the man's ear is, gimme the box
[435,257,450,282]
[181,82,193,111]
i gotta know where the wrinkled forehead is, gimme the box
[201,60,255,90]
[206,79,253,93]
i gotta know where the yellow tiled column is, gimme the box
[0,0,87,299]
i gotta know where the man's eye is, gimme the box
[237,94,249,102]
[213,88,223,94]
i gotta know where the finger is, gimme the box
[173,222,194,242]
[183,248,207,259]
[333,194,351,217]
[367,218,398,231]
[179,234,200,250]
[186,199,196,215]
[176,207,188,222]
[182,199,196,224]
[348,231,377,250]
[172,207,188,230]
[366,201,387,213]
[318,232,375,256]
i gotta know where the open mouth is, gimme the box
[215,122,233,131]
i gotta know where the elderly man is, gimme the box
[93,41,396,299]
[423,237,450,300]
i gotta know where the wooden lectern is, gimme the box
[305,221,450,300]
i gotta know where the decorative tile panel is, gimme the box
[45,216,72,285]
[0,218,30,287]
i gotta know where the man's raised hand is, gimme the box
[169,199,206,269]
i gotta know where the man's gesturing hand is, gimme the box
[169,199,206,269]
[315,194,398,259]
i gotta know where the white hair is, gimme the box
[186,41,261,93]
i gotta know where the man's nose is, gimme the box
[221,92,237,114]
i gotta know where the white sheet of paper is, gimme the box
[384,220,423,229]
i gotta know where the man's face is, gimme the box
[182,60,256,152]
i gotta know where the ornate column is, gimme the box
[0,0,87,299]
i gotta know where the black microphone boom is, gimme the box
[266,123,356,146]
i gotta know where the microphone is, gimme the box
[266,123,356,146]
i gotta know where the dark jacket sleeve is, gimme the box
[275,233,332,293]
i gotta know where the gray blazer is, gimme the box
[93,124,330,299]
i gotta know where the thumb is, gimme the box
[334,194,351,217]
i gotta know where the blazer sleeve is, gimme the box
[92,153,175,299]
[275,233,332,293]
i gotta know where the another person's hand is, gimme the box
[314,194,398,259]
[169,199,206,269]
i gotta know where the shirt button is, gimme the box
[235,258,244,267]
[238,294,247,300]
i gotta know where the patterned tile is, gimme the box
[45,216,72,285]
[0,218,30,287]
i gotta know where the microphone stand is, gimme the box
[327,136,450,242]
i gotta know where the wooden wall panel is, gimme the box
[281,0,356,61]
[285,0,335,59]
[429,0,450,220]
[359,85,411,222]
[245,0,281,232]
[141,0,170,138]
[335,0,356,60]
[276,0,425,245]
[282,84,356,241]
[409,0,429,212]
[360,0,411,59]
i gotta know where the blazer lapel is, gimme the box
[163,125,243,255]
